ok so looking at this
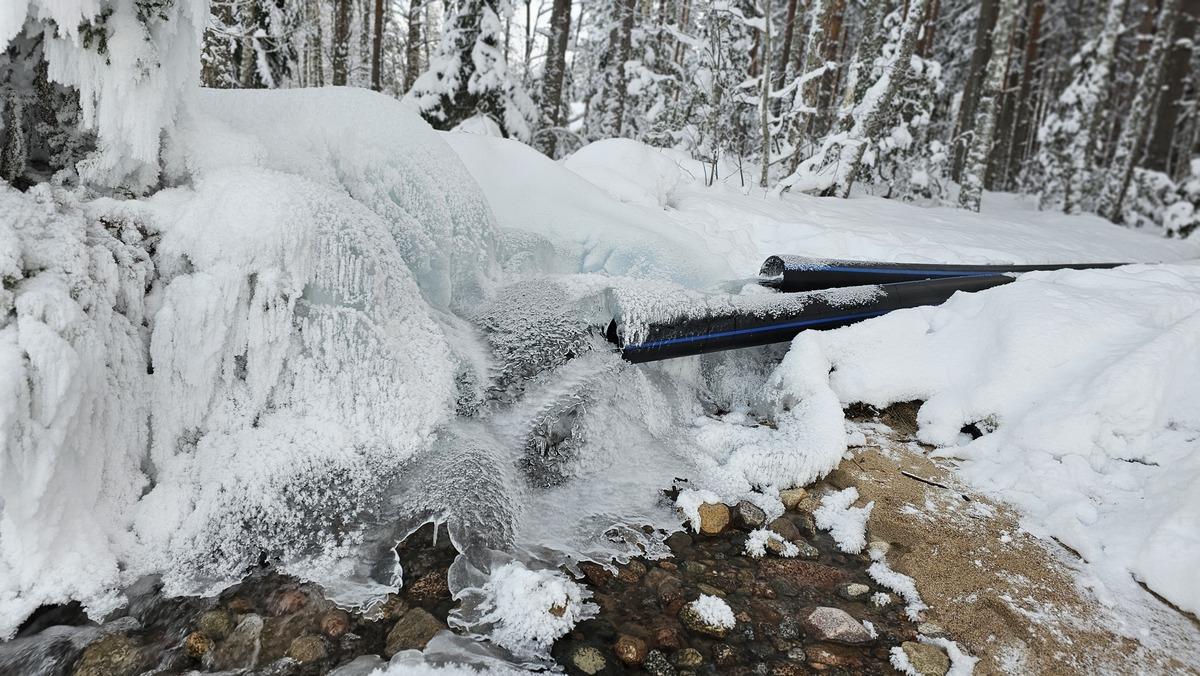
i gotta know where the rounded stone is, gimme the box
[571,645,607,675]
[733,500,768,530]
[197,609,235,640]
[675,647,703,668]
[320,609,352,639]
[697,503,730,535]
[643,649,677,676]
[838,582,872,600]
[73,634,144,676]
[267,589,308,616]
[901,641,951,676]
[287,635,328,663]
[802,606,875,645]
[779,488,807,510]
[767,517,800,542]
[613,634,648,665]
[183,631,214,659]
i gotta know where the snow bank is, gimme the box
[775,264,1200,615]
[0,89,497,635]
[564,138,683,209]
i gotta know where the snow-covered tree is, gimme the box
[407,0,536,139]
[1097,0,1182,221]
[1035,0,1128,214]
[958,0,1020,211]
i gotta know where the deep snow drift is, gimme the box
[3,88,1200,671]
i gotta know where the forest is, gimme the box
[5,0,1198,234]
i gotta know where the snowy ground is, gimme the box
[3,90,1199,671]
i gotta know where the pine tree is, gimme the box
[958,0,1021,211]
[0,96,27,184]
[333,0,354,85]
[405,0,424,91]
[1035,0,1128,213]
[408,0,536,138]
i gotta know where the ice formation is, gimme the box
[474,562,595,658]
[744,529,799,558]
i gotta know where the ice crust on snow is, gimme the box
[687,594,736,629]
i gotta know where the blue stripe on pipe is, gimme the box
[623,309,892,352]
[785,265,999,277]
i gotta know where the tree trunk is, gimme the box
[1004,0,1044,182]
[774,0,800,90]
[1098,0,1181,219]
[405,0,424,91]
[307,0,325,87]
[760,0,772,187]
[601,0,638,136]
[959,0,1021,211]
[371,0,385,90]
[538,0,573,156]
[1145,0,1200,174]
[785,0,837,170]
[916,0,940,58]
[332,0,354,85]
[952,0,999,181]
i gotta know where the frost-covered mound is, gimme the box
[0,88,497,637]
[771,264,1200,615]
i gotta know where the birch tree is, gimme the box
[1035,0,1128,213]
[1097,0,1182,220]
[959,0,1021,211]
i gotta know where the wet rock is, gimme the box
[287,635,328,663]
[197,609,235,640]
[266,589,308,616]
[618,560,648,583]
[785,646,806,661]
[330,655,387,675]
[771,662,807,676]
[653,624,684,649]
[644,649,676,675]
[666,532,693,556]
[837,583,871,601]
[733,501,768,530]
[802,607,874,645]
[406,571,450,604]
[183,631,214,659]
[788,511,817,538]
[712,644,738,668]
[696,583,727,598]
[580,562,614,588]
[384,607,445,656]
[901,641,950,676]
[675,647,703,668]
[760,559,849,590]
[260,603,323,662]
[806,645,860,669]
[212,614,264,671]
[73,634,146,676]
[571,645,607,674]
[767,517,800,542]
[776,616,801,640]
[679,604,731,639]
[698,503,730,535]
[682,561,707,577]
[365,593,409,622]
[225,597,254,614]
[779,488,807,510]
[792,539,820,560]
[320,609,351,639]
[659,561,678,571]
[613,634,648,665]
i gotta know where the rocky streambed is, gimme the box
[4,482,960,676]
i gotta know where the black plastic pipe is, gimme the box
[612,274,1013,363]
[759,255,1127,293]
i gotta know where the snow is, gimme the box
[867,558,928,621]
[474,562,595,658]
[744,528,799,558]
[814,488,875,554]
[772,263,1200,615]
[687,594,736,629]
[4,90,1200,668]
